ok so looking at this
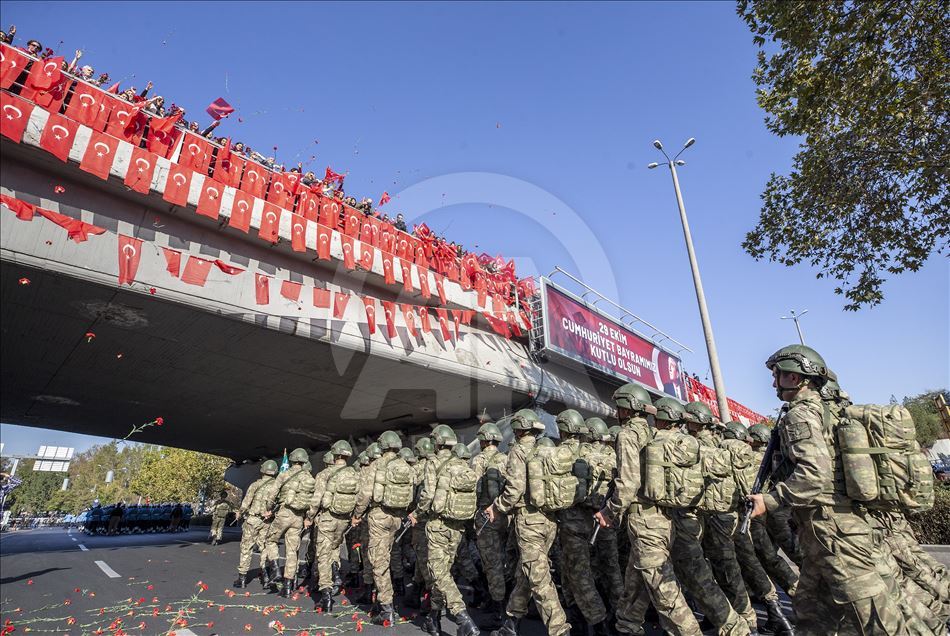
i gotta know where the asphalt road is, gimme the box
[4,527,945,635]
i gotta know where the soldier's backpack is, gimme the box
[372,454,415,509]
[527,443,589,512]
[285,470,316,512]
[698,445,736,513]
[643,431,705,508]
[323,465,360,516]
[476,451,507,507]
[432,457,478,520]
[585,447,616,510]
[836,404,934,513]
[720,438,759,501]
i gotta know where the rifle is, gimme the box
[589,482,617,546]
[739,428,779,535]
[394,516,413,542]
[475,509,490,536]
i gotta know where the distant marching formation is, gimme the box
[231,345,948,636]
[79,502,193,535]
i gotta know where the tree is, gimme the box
[129,448,232,504]
[903,389,950,447]
[6,461,65,515]
[738,0,949,310]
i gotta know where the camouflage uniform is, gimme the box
[237,474,278,577]
[472,445,508,603]
[493,432,569,636]
[411,453,432,593]
[210,498,232,542]
[309,463,354,593]
[605,416,700,636]
[584,438,624,611]
[263,463,316,584]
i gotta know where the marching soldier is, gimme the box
[209,490,233,546]
[262,448,316,597]
[234,460,280,589]
[408,437,436,608]
[470,421,509,628]
[595,384,700,636]
[352,442,383,603]
[585,417,624,614]
[304,451,335,585]
[486,409,570,636]
[747,344,906,634]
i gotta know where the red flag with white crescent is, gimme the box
[0,44,29,89]
[378,192,391,206]
[312,287,331,308]
[206,97,234,120]
[163,163,192,206]
[298,188,320,222]
[362,297,377,334]
[162,247,181,277]
[258,203,281,244]
[382,301,397,338]
[434,272,447,305]
[39,113,78,162]
[213,260,244,275]
[146,118,182,159]
[123,146,157,194]
[340,234,356,270]
[228,189,253,233]
[181,256,213,287]
[64,82,104,127]
[400,258,413,292]
[34,207,105,243]
[316,224,332,261]
[290,214,307,253]
[435,308,452,341]
[318,196,340,230]
[23,55,63,93]
[417,265,431,299]
[196,178,225,219]
[79,130,118,180]
[343,206,361,238]
[117,234,143,286]
[0,193,36,221]
[360,242,375,271]
[105,102,145,145]
[255,273,270,304]
[452,310,462,339]
[484,313,511,339]
[280,280,303,302]
[333,292,350,319]
[508,311,523,337]
[402,304,417,338]
[420,307,432,334]
[240,163,268,198]
[0,91,32,142]
[178,133,213,173]
[34,74,72,112]
[382,252,395,285]
[325,166,345,184]
[265,172,294,209]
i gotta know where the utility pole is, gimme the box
[781,309,809,345]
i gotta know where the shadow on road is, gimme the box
[0,566,70,585]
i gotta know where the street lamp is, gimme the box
[649,138,731,421]
[780,309,809,345]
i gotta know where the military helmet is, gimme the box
[510,408,544,431]
[414,436,434,458]
[367,442,382,459]
[723,421,750,441]
[398,447,417,464]
[477,422,503,443]
[303,461,312,473]
[260,460,279,476]
[765,344,829,385]
[378,430,403,451]
[684,401,714,425]
[586,417,609,442]
[323,451,334,466]
[607,425,621,443]
[537,436,555,448]
[331,439,353,457]
[613,383,655,414]
[748,423,772,444]
[556,409,586,435]
[357,451,370,466]
[653,397,686,422]
[453,443,472,460]
[431,424,458,447]
[289,447,309,463]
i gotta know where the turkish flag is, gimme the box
[325,166,345,184]
[508,311,523,337]
[179,133,213,173]
[228,189,253,233]
[105,102,145,145]
[240,163,268,198]
[340,235,355,270]
[476,281,487,308]
[435,308,452,341]
[492,294,506,315]
[400,258,413,292]
[382,252,395,285]
[402,304,417,338]
[418,266,431,299]
[255,274,270,304]
[343,206,361,237]
[395,234,410,260]
[162,247,181,277]
[163,164,192,206]
[520,309,532,332]
[34,74,72,112]
[117,235,143,286]
[259,203,281,244]
[0,91,32,142]
[213,259,244,275]
[35,208,105,243]
[380,225,395,253]
[290,214,307,253]
[382,301,397,338]
[196,178,225,219]
[0,44,29,89]
[1,193,35,220]
[414,245,428,269]
[360,217,375,246]
[362,297,377,334]
[285,171,304,197]
[266,173,294,209]
[434,272,447,305]
[360,242,375,271]
[319,197,340,230]
[316,224,332,261]
[39,113,78,162]
[280,280,302,302]
[379,191,391,206]
[23,56,63,94]
[297,188,320,222]
[312,287,331,308]
[206,97,233,120]
[214,152,244,189]
[65,82,104,127]
[420,308,432,334]
[452,310,463,340]
[485,313,511,339]
[181,256,213,286]
[146,116,182,159]
[333,292,349,319]
[80,130,118,180]
[123,146,157,194]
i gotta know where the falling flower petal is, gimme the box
[18,278,30,286]
[54,185,66,193]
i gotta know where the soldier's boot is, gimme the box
[455,610,481,636]
[332,562,343,594]
[278,577,294,598]
[316,588,334,614]
[353,585,375,605]
[394,577,406,600]
[489,617,519,636]
[264,561,281,591]
[759,600,794,636]
[566,606,585,636]
[211,538,218,546]
[591,620,616,636]
[233,573,248,588]
[422,610,443,636]
[404,581,421,608]
[371,603,396,626]
[297,564,311,586]
[481,599,504,630]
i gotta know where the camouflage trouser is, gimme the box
[357,520,373,587]
[670,509,746,636]
[751,516,799,595]
[767,505,802,566]
[792,505,905,636]
[733,524,779,602]
[210,516,227,541]
[315,512,349,591]
[558,507,607,624]
[615,503,700,636]
[476,513,508,602]
[305,523,316,569]
[426,517,467,615]
[367,506,402,605]
[238,515,267,575]
[701,512,757,631]
[412,522,432,588]
[592,526,624,610]
[453,537,478,584]
[264,507,306,580]
[505,507,569,636]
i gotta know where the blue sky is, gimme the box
[1,2,946,454]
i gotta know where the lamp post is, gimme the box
[649,138,731,421]
[780,309,809,345]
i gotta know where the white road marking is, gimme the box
[94,560,120,578]
[78,544,89,552]
[70,537,77,541]
[173,630,199,636]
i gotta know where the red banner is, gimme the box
[543,282,687,399]
[684,376,767,426]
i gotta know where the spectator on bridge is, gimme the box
[92,72,109,87]
[66,49,83,74]
[139,80,153,99]
[394,213,407,232]
[146,96,166,116]
[0,24,14,44]
[119,87,138,102]
[23,39,42,56]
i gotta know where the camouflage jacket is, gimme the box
[244,476,277,517]
[493,433,537,515]
[606,415,654,516]
[211,498,232,519]
[471,446,507,508]
[263,464,311,510]
[415,448,452,517]
[352,451,397,518]
[307,465,336,519]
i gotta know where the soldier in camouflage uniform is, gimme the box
[408,437,435,608]
[351,442,382,602]
[234,460,280,588]
[585,417,624,614]
[486,409,570,636]
[471,421,509,627]
[263,448,316,597]
[412,426,480,636]
[748,344,906,635]
[209,490,233,545]
[555,409,611,635]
